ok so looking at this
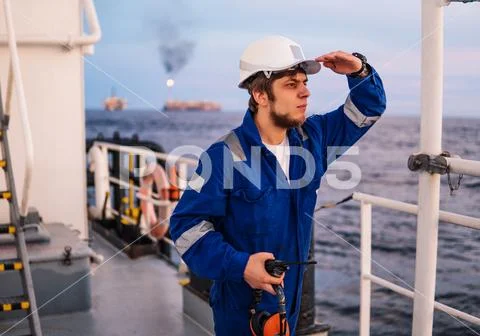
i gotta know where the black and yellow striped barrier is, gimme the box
[1,191,12,200]
[0,225,15,234]
[0,261,23,272]
[1,300,30,312]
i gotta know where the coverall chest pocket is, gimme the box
[230,186,273,235]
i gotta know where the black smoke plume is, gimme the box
[157,19,195,75]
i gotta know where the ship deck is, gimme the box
[0,232,212,336]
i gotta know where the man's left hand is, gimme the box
[315,51,362,75]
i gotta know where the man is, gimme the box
[169,35,386,335]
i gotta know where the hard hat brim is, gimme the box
[238,60,321,88]
[300,60,322,75]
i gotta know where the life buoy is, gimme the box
[138,164,170,239]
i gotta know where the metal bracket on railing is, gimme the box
[408,152,464,195]
[408,153,448,175]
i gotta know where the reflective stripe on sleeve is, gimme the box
[175,220,214,256]
[344,95,380,128]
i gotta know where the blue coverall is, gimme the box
[169,69,386,335]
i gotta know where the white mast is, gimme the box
[412,0,444,334]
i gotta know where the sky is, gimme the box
[85,0,480,117]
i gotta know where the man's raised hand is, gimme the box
[315,51,362,75]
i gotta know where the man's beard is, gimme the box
[269,107,305,129]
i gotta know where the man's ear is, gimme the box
[252,90,268,107]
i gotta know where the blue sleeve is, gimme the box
[303,66,386,169]
[169,144,249,282]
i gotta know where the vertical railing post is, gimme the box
[360,201,372,336]
[412,0,444,334]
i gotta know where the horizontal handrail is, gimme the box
[353,192,480,230]
[0,0,101,48]
[365,274,480,325]
[94,141,198,166]
[3,0,34,217]
[106,207,137,225]
[358,196,480,334]
[80,0,102,46]
[445,157,480,178]
[108,176,175,207]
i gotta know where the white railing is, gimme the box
[88,141,197,232]
[92,141,194,205]
[445,157,480,177]
[88,142,194,272]
[0,0,101,51]
[353,192,480,230]
[94,141,198,166]
[109,176,173,207]
[2,0,34,217]
[353,192,480,335]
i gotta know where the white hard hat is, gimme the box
[238,35,321,89]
